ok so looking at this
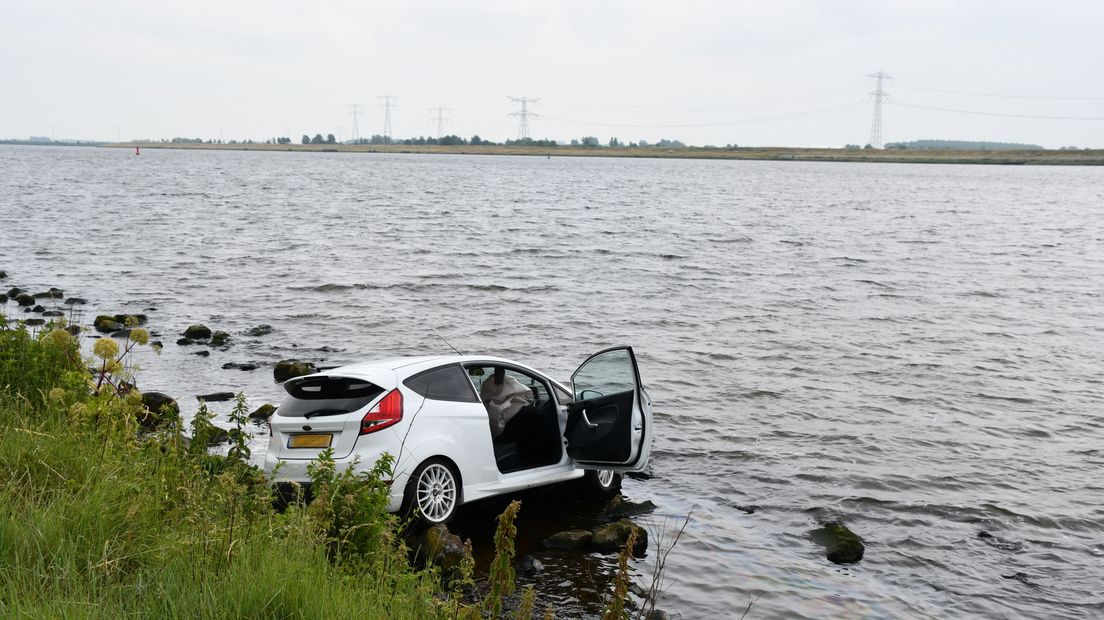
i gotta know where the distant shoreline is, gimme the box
[91,142,1104,166]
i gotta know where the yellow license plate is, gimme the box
[288,433,333,449]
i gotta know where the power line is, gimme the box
[347,103,365,143]
[378,95,397,140]
[894,83,1104,101]
[868,70,891,149]
[428,106,453,140]
[508,96,539,139]
[544,85,869,115]
[892,101,1104,121]
[539,102,866,129]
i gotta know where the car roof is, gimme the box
[324,354,569,391]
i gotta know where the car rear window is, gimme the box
[280,376,385,418]
[404,364,479,402]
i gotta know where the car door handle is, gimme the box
[580,409,598,429]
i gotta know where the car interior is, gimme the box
[467,365,563,473]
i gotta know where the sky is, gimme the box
[2,0,1102,148]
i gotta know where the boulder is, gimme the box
[196,392,235,402]
[114,313,148,326]
[414,524,470,578]
[809,521,865,564]
[176,337,195,346]
[246,324,274,337]
[33,288,64,299]
[6,287,26,298]
[0,294,7,305]
[0,270,6,279]
[517,554,544,577]
[183,324,212,339]
[110,329,131,339]
[140,392,178,428]
[64,325,81,336]
[248,403,277,421]
[65,297,87,305]
[25,318,46,326]
[94,315,124,333]
[30,305,45,313]
[606,495,658,518]
[542,529,592,551]
[15,293,35,306]
[591,519,648,554]
[222,362,258,371]
[274,359,316,382]
[207,428,231,445]
[210,331,231,347]
[193,350,210,357]
[41,310,64,317]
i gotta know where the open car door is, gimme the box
[564,346,653,472]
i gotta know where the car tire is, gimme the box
[403,458,461,526]
[580,469,622,498]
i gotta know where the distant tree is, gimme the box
[844,144,861,150]
[311,133,324,144]
[655,138,685,148]
[439,135,465,146]
[570,139,580,146]
[580,136,600,147]
[863,143,873,150]
[609,137,622,147]
[369,134,390,145]
[277,137,291,145]
[638,139,650,147]
[470,134,483,145]
[325,133,336,144]
[301,134,310,145]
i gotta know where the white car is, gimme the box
[264,346,653,524]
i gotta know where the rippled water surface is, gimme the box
[3,145,1104,618]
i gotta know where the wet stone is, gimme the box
[196,392,234,402]
[809,521,865,564]
[110,329,131,339]
[65,297,88,305]
[177,337,196,346]
[542,529,592,551]
[210,331,231,347]
[248,403,276,421]
[414,524,470,580]
[30,305,45,313]
[274,359,316,382]
[25,318,46,326]
[6,287,25,298]
[223,362,258,371]
[606,495,658,518]
[64,325,81,336]
[41,310,64,317]
[0,270,6,279]
[139,392,178,428]
[517,554,544,577]
[591,519,648,555]
[183,324,212,339]
[193,350,210,357]
[246,324,274,337]
[33,288,64,299]
[15,293,35,306]
[0,294,7,304]
[94,316,124,333]
[115,313,148,325]
[978,531,1023,553]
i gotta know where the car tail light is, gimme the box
[360,389,402,435]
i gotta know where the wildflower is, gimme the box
[92,338,119,361]
[69,402,87,418]
[46,328,70,347]
[48,387,66,403]
[124,315,139,328]
[129,328,150,345]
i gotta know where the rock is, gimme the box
[176,337,196,346]
[222,362,258,371]
[210,331,231,347]
[30,305,45,313]
[15,293,35,306]
[41,310,64,317]
[809,521,865,564]
[6,287,26,298]
[248,403,277,421]
[734,504,759,515]
[25,318,46,326]
[645,611,672,620]
[246,324,274,337]
[140,392,178,428]
[0,294,7,305]
[193,350,211,357]
[93,315,124,333]
[114,313,148,325]
[65,297,87,305]
[110,329,131,339]
[33,288,64,299]
[274,359,316,382]
[517,554,544,577]
[414,524,470,578]
[606,495,658,518]
[0,270,6,279]
[196,392,235,402]
[207,428,231,445]
[542,529,593,551]
[64,325,81,336]
[183,324,212,339]
[591,519,648,554]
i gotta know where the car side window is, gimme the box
[404,364,479,402]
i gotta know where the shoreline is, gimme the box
[102,142,1104,166]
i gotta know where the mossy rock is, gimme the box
[248,403,277,421]
[114,313,148,326]
[210,331,231,347]
[274,359,316,382]
[591,518,648,554]
[246,324,274,337]
[414,524,470,579]
[606,494,657,518]
[94,315,124,333]
[183,324,212,339]
[33,288,64,299]
[15,293,35,306]
[809,521,865,564]
[542,529,592,550]
[139,392,179,429]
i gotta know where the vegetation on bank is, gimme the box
[104,141,1104,165]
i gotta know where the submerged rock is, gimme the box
[94,315,124,333]
[114,313,148,325]
[6,287,26,298]
[274,359,316,382]
[196,392,234,402]
[25,318,46,326]
[606,494,657,518]
[0,294,7,305]
[193,350,210,357]
[0,270,6,279]
[15,293,35,306]
[34,288,64,299]
[183,324,212,339]
[542,529,592,551]
[246,324,274,337]
[222,362,258,371]
[591,518,648,554]
[65,325,81,336]
[809,521,865,564]
[41,310,64,317]
[65,297,87,305]
[248,403,277,421]
[978,531,1023,553]
[30,305,45,313]
[517,554,544,577]
[140,392,178,428]
[176,337,196,346]
[210,330,231,347]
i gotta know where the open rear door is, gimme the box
[564,346,652,472]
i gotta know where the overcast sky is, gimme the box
[2,0,1102,148]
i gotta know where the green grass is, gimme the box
[0,318,442,619]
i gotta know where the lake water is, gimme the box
[2,145,1103,618]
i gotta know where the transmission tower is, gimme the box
[347,103,364,143]
[428,106,453,140]
[508,96,540,140]
[867,71,892,149]
[378,95,397,141]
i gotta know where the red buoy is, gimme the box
[135,146,141,155]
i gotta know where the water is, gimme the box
[3,145,1103,618]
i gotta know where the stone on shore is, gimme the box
[6,287,25,298]
[94,315,124,333]
[517,554,544,577]
[183,324,212,339]
[591,518,648,554]
[139,391,178,428]
[542,529,593,550]
[414,524,470,578]
[248,403,276,421]
[274,359,316,382]
[246,324,274,337]
[809,521,865,564]
[606,494,658,518]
